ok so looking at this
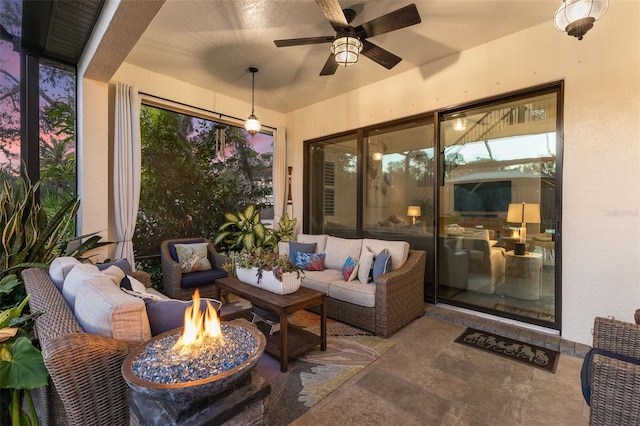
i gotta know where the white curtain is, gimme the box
[113,82,141,270]
[273,126,288,226]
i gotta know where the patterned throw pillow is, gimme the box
[288,241,317,263]
[295,252,325,271]
[175,243,212,273]
[341,256,359,282]
[372,249,392,282]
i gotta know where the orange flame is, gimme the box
[172,289,224,355]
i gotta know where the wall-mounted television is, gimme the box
[454,181,511,213]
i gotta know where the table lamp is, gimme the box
[506,202,540,255]
[407,205,421,225]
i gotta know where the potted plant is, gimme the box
[213,204,275,252]
[230,248,304,295]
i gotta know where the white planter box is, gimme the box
[235,266,259,285]
[235,266,301,295]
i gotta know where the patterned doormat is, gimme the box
[454,327,559,373]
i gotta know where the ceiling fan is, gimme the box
[274,0,421,76]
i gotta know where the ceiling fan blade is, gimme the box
[361,40,402,70]
[274,35,335,47]
[315,0,349,30]
[355,4,421,39]
[320,53,339,76]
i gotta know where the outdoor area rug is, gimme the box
[264,310,396,426]
[454,327,559,373]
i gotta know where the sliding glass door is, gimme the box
[304,83,562,329]
[438,88,559,326]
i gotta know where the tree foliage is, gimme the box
[134,106,273,257]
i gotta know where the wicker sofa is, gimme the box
[586,313,640,426]
[280,234,426,337]
[21,266,157,426]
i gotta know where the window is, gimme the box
[1,0,77,221]
[135,104,274,258]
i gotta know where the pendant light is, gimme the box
[553,0,609,40]
[245,67,261,136]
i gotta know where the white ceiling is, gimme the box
[123,0,560,114]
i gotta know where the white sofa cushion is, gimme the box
[62,264,124,308]
[49,257,81,290]
[74,275,151,342]
[361,239,410,271]
[297,234,329,253]
[324,236,363,270]
[300,269,343,294]
[329,280,376,308]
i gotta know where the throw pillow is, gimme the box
[341,256,359,282]
[144,298,223,336]
[288,241,317,263]
[49,257,81,290]
[372,249,392,282]
[175,243,212,273]
[358,248,375,284]
[295,252,325,271]
[96,258,133,276]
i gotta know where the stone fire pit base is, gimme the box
[127,370,270,425]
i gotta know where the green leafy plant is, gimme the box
[0,175,111,424]
[214,204,274,251]
[0,292,48,426]
[272,213,297,243]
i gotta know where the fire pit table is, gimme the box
[216,276,327,372]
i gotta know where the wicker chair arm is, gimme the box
[40,333,139,426]
[593,316,640,359]
[635,308,640,325]
[207,243,229,270]
[590,353,640,426]
[374,249,426,337]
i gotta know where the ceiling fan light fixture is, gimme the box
[553,0,608,40]
[245,67,261,137]
[331,36,362,67]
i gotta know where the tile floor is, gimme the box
[290,305,591,425]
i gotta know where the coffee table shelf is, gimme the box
[216,276,326,372]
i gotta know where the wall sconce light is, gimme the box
[372,152,383,161]
[407,205,421,225]
[506,202,541,255]
[554,0,609,40]
[244,67,261,137]
[332,35,363,66]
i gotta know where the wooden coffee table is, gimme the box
[216,276,327,372]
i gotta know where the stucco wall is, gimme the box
[284,3,640,345]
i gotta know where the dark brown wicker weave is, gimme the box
[589,315,640,426]
[22,267,150,426]
[308,249,426,338]
[160,238,228,300]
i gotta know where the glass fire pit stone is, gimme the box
[121,322,266,404]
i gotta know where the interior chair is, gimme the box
[438,238,469,290]
[454,230,505,294]
[581,311,640,425]
[160,237,228,300]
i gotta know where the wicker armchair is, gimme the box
[587,313,640,426]
[22,267,151,426]
[160,238,228,300]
